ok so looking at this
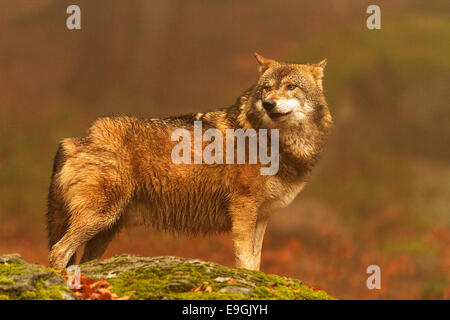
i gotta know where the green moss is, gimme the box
[5,278,69,300]
[18,291,37,299]
[0,254,335,300]
[106,262,335,300]
[0,279,15,285]
[0,262,27,276]
[34,279,68,300]
[0,275,70,300]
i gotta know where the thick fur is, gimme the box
[47,54,332,270]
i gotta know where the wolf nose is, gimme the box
[262,100,276,111]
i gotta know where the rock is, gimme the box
[168,279,195,292]
[0,253,335,300]
[218,286,253,295]
[0,254,75,300]
[214,276,231,283]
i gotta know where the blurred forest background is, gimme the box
[0,0,449,299]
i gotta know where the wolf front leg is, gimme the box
[252,215,270,270]
[230,200,258,270]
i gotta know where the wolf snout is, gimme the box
[262,99,276,111]
[263,99,295,119]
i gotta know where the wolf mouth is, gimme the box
[268,111,292,119]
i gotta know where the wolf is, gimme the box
[47,53,332,270]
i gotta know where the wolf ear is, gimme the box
[254,52,276,73]
[310,59,327,79]
[310,59,327,89]
[315,59,327,69]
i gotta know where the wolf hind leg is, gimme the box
[80,224,120,264]
[49,179,131,269]
[49,204,125,269]
[47,190,80,266]
[47,201,78,267]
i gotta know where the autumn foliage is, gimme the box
[63,273,132,300]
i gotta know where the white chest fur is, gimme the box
[262,177,306,213]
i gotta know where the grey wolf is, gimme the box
[47,53,332,270]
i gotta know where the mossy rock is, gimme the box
[0,254,74,300]
[80,254,335,300]
[0,254,335,300]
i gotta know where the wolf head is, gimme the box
[246,53,331,130]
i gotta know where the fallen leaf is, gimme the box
[204,286,213,293]
[64,270,134,300]
[192,283,205,292]
[90,279,110,289]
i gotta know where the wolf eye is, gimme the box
[262,85,271,92]
[286,84,297,90]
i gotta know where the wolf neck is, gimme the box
[277,123,329,180]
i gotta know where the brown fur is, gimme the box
[47,54,332,270]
